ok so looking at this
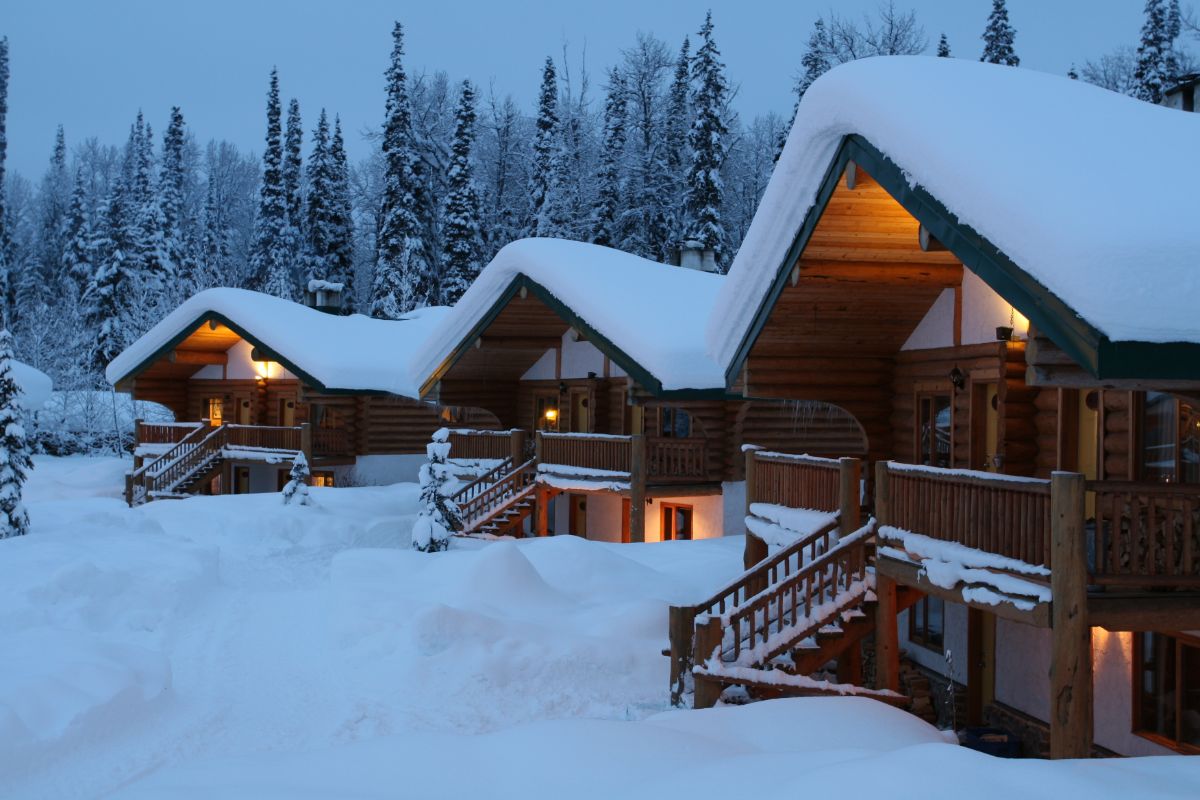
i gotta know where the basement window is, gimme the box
[660,502,693,541]
[1134,632,1200,752]
[908,596,945,653]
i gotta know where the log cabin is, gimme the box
[668,57,1200,758]
[410,238,869,543]
[106,288,499,503]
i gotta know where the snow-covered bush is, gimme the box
[0,331,33,538]
[281,452,312,506]
[411,428,462,552]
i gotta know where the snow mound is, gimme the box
[11,359,53,410]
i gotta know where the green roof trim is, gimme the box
[419,275,736,400]
[726,134,1200,385]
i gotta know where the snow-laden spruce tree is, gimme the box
[0,330,32,538]
[303,108,335,285]
[328,117,356,312]
[937,33,952,58]
[159,107,190,296]
[281,451,312,506]
[527,56,559,238]
[591,67,628,248]
[0,37,9,325]
[441,79,483,305]
[980,0,1019,66]
[1134,0,1182,104]
[61,168,93,302]
[411,428,461,553]
[251,69,291,298]
[372,22,431,318]
[684,11,729,269]
[282,97,304,283]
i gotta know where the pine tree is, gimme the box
[282,97,304,275]
[0,37,10,326]
[665,38,691,183]
[1135,0,1182,103]
[937,33,952,58]
[441,79,482,305]
[197,178,227,291]
[684,11,729,267]
[87,198,136,372]
[328,117,355,312]
[527,56,559,238]
[159,107,190,295]
[61,168,93,301]
[372,22,430,318]
[251,69,292,300]
[592,68,627,248]
[37,125,70,299]
[411,428,461,552]
[1068,64,1079,80]
[303,108,334,285]
[0,330,31,538]
[132,116,173,291]
[281,451,312,506]
[980,0,1019,66]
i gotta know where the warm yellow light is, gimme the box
[544,408,559,422]
[254,360,274,379]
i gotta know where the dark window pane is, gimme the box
[1143,392,1178,483]
[1182,642,1200,747]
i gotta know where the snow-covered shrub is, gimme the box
[281,452,313,506]
[0,331,33,538]
[411,428,462,552]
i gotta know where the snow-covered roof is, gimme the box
[708,56,1200,371]
[413,238,726,392]
[11,360,52,411]
[106,288,449,398]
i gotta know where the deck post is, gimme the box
[510,428,527,466]
[668,604,698,707]
[629,433,646,543]
[1049,471,1092,759]
[874,460,899,693]
[742,446,767,569]
[838,456,862,535]
[692,617,724,709]
[300,423,313,481]
[133,418,143,447]
[535,487,550,537]
[124,472,134,507]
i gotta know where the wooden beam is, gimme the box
[1089,593,1200,631]
[1028,364,1200,391]
[1049,471,1092,759]
[170,349,228,366]
[478,335,564,350]
[875,555,1052,627]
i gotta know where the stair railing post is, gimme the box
[510,428,527,467]
[300,422,313,476]
[629,433,646,543]
[692,617,724,709]
[838,457,862,538]
[873,460,900,694]
[743,445,767,570]
[125,471,134,507]
[669,604,698,707]
[1049,470,1092,759]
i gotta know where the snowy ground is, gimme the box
[3,457,1199,799]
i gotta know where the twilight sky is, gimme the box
[3,1,1155,179]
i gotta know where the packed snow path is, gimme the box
[3,457,1199,798]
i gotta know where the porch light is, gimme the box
[544,408,559,423]
[254,359,275,380]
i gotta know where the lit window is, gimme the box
[1135,632,1200,751]
[311,472,335,488]
[1142,393,1200,484]
[207,398,224,426]
[660,503,693,540]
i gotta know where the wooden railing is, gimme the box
[749,450,842,511]
[313,427,353,457]
[538,432,631,473]
[700,524,875,668]
[448,429,514,461]
[458,458,538,530]
[451,457,514,510]
[882,462,1052,569]
[225,424,302,451]
[128,423,212,504]
[1088,480,1200,588]
[668,516,842,705]
[136,420,203,445]
[143,425,230,498]
[647,439,707,480]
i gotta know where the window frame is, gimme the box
[914,390,953,468]
[1131,631,1200,753]
[1139,392,1200,484]
[658,407,692,439]
[907,595,946,653]
[660,502,694,541]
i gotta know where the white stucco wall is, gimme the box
[720,481,746,536]
[190,339,298,381]
[900,269,1030,351]
[905,603,1177,756]
[544,490,727,542]
[520,333,611,381]
[348,454,426,486]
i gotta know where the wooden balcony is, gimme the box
[136,421,204,446]
[447,428,519,461]
[536,432,713,485]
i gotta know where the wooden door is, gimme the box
[568,493,587,537]
[570,389,590,433]
[279,397,296,427]
[969,382,1000,472]
[237,398,252,425]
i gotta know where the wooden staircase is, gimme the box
[452,457,550,537]
[669,516,916,709]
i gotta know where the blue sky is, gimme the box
[4,1,1150,178]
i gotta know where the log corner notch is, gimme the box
[1049,471,1093,759]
